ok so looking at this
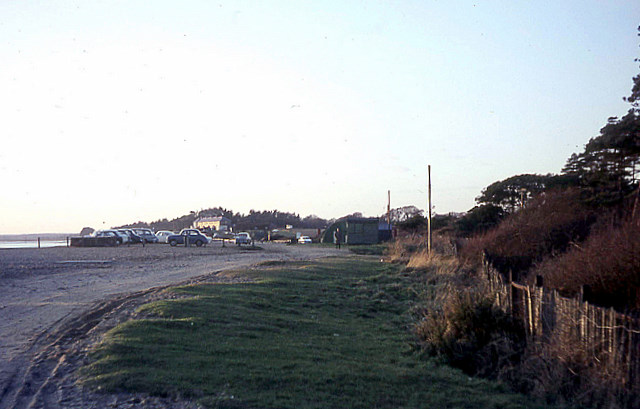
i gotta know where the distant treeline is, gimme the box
[114,207,331,232]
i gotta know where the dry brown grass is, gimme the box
[406,250,459,275]
[507,329,640,408]
[387,234,459,264]
[385,235,424,263]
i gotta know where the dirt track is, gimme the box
[0,243,345,408]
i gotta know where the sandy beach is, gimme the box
[0,242,345,408]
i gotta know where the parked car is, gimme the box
[118,229,143,244]
[115,230,131,244]
[133,228,159,243]
[167,229,210,247]
[94,230,124,245]
[213,231,235,240]
[298,235,312,244]
[235,232,252,246]
[155,230,175,243]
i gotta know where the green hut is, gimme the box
[321,217,380,245]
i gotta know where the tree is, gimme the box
[384,206,424,223]
[623,26,640,110]
[563,99,640,206]
[431,213,460,231]
[455,204,505,237]
[396,214,426,233]
[234,209,303,231]
[476,174,557,212]
[562,27,640,207]
[300,215,329,229]
[79,227,94,236]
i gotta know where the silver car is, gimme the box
[155,230,175,243]
[235,232,252,246]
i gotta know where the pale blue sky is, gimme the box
[1,1,639,233]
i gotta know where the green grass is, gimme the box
[80,257,549,409]
[348,244,387,255]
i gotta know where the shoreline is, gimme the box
[0,233,74,241]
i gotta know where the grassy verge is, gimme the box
[348,243,386,255]
[80,256,549,409]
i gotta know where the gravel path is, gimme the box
[0,243,345,408]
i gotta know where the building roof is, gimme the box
[343,217,379,224]
[194,216,231,223]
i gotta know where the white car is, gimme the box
[298,235,312,244]
[155,230,175,243]
[235,232,252,246]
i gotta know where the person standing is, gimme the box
[333,228,341,249]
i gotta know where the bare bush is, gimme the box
[415,287,525,377]
[533,218,640,309]
[459,189,595,278]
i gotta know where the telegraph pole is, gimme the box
[427,165,432,256]
[387,190,391,235]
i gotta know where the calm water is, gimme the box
[0,240,69,249]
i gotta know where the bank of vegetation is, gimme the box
[397,35,640,408]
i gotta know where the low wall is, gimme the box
[69,236,118,247]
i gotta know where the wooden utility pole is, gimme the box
[427,165,432,255]
[387,190,391,232]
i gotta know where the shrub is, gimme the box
[459,188,595,278]
[415,288,525,377]
[532,216,640,309]
[455,204,505,237]
[396,214,427,234]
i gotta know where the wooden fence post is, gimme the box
[627,315,633,385]
[581,284,591,303]
[508,270,514,314]
[526,287,533,335]
[479,253,640,391]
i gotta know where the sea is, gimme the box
[0,234,72,249]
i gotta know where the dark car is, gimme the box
[118,229,143,244]
[167,229,210,247]
[94,230,124,245]
[133,228,159,244]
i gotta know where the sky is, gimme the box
[1,1,639,234]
